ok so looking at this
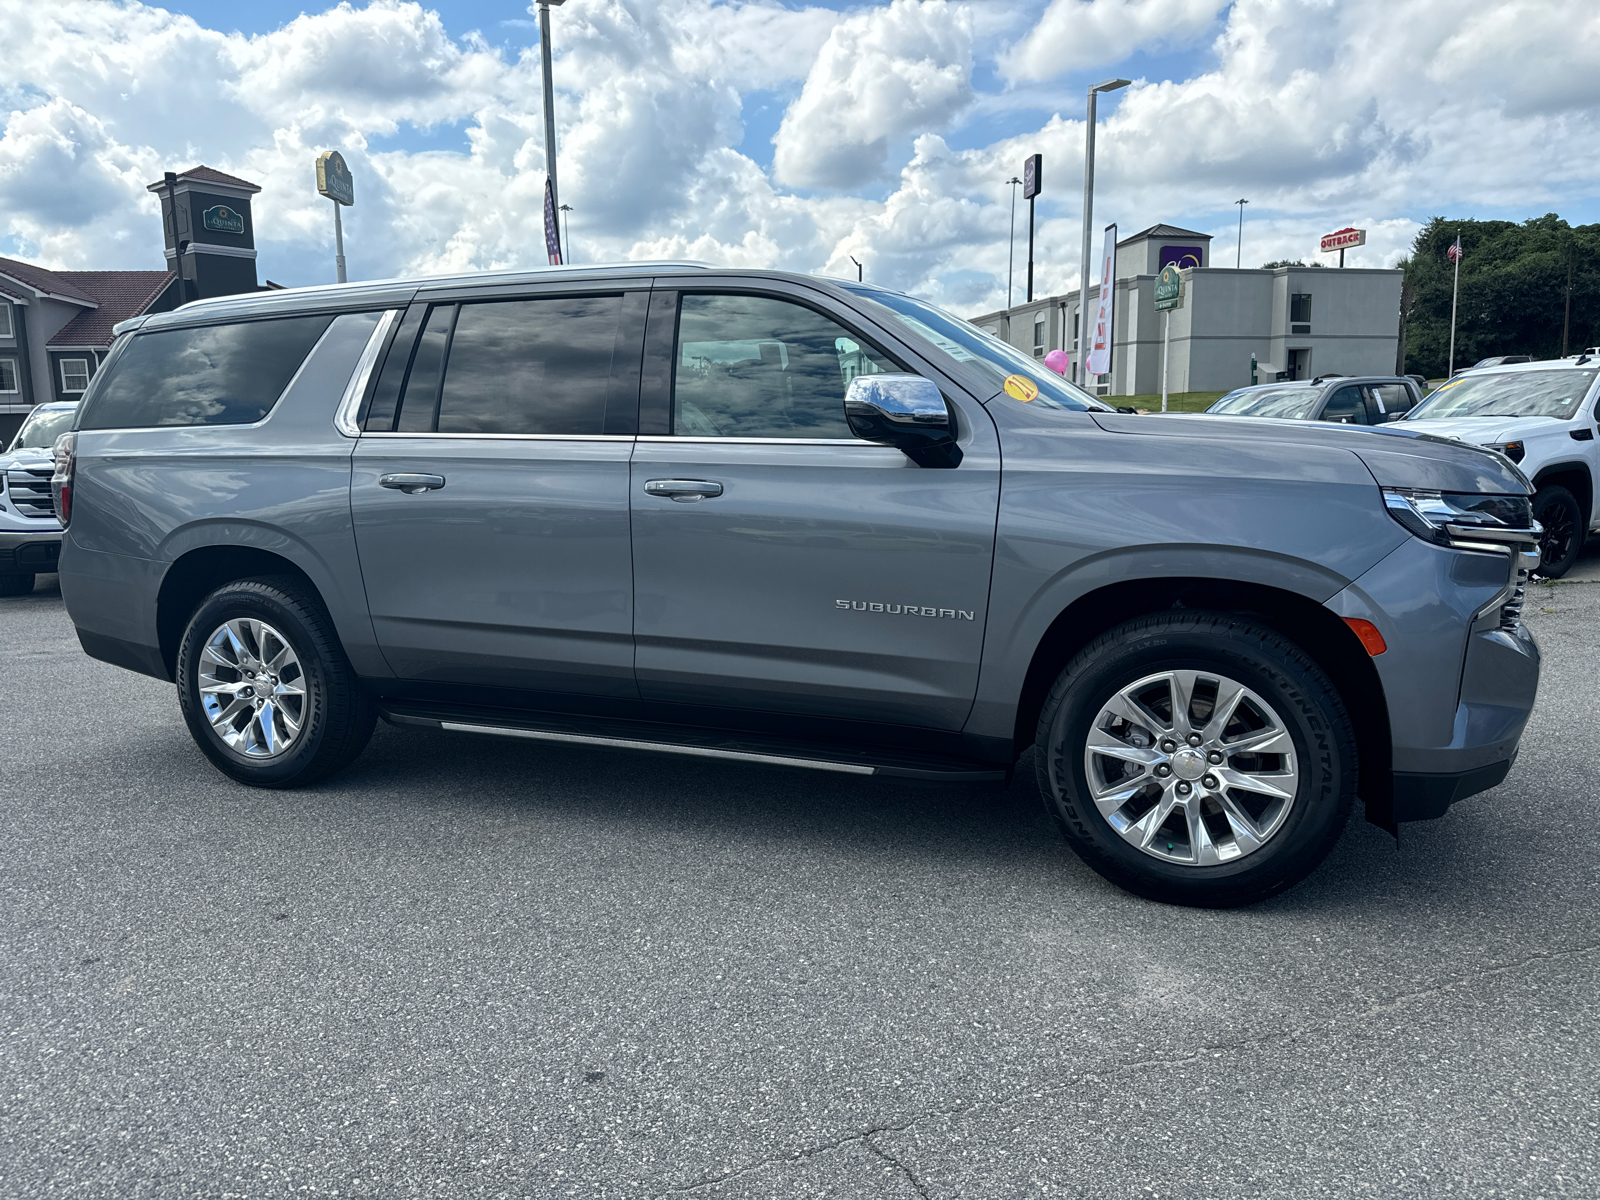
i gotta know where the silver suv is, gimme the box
[0,399,77,595]
[52,265,1541,907]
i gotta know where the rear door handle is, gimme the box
[644,478,723,502]
[379,472,446,494]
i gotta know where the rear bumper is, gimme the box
[0,527,61,574]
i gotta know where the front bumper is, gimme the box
[0,526,62,574]
[1329,537,1541,825]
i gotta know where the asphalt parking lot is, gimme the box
[3,573,1598,1199]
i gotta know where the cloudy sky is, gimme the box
[1,0,1595,316]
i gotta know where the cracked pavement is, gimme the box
[3,575,1598,1198]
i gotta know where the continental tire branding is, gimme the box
[836,599,976,620]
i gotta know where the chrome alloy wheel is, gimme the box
[198,618,307,758]
[1082,670,1299,867]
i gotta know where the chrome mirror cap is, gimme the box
[844,374,962,468]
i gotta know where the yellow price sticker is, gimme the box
[1003,374,1040,402]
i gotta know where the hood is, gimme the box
[0,446,53,470]
[1093,411,1529,496]
[1383,414,1568,446]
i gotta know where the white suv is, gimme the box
[1395,357,1599,576]
[0,400,77,595]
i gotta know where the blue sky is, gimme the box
[2,1,1594,311]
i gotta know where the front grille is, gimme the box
[1500,567,1529,631]
[4,466,56,519]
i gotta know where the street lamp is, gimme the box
[1235,198,1248,269]
[539,0,567,260]
[559,203,573,263]
[850,255,863,282]
[1005,176,1021,308]
[1078,78,1130,383]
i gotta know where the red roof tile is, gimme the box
[0,255,99,305]
[47,272,176,348]
[146,164,261,194]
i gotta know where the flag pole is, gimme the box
[1447,237,1461,376]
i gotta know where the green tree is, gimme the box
[1399,214,1600,377]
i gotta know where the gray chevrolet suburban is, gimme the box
[51,264,1541,907]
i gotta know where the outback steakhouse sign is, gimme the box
[1320,227,1367,253]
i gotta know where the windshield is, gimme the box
[1209,386,1320,420]
[843,285,1108,412]
[8,406,77,452]
[1407,369,1598,421]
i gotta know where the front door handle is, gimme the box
[645,478,724,502]
[379,472,446,494]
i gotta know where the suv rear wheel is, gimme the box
[1035,612,1356,908]
[176,577,376,788]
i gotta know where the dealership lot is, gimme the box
[3,577,1597,1199]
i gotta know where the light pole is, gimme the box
[538,0,566,253]
[1078,78,1129,383]
[850,256,863,282]
[559,203,573,263]
[1235,198,1248,269]
[1005,176,1021,308]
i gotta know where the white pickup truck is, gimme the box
[1395,357,1599,577]
[0,400,77,596]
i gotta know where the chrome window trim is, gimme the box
[360,431,636,442]
[635,435,875,446]
[335,308,402,438]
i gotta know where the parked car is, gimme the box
[52,265,1541,908]
[0,400,77,595]
[1390,357,1600,576]
[1470,356,1534,369]
[1204,375,1425,425]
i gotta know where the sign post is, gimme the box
[1154,264,1184,412]
[1022,153,1041,303]
[316,151,355,283]
[1319,226,1366,268]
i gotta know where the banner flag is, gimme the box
[1087,223,1117,378]
[1447,235,1462,263]
[544,178,563,266]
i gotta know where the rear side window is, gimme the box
[366,296,623,436]
[1371,383,1413,413]
[80,314,334,430]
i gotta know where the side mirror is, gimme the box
[844,374,962,468]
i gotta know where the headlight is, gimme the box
[1382,488,1538,552]
[1486,440,1525,463]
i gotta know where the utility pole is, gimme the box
[162,171,190,305]
[1235,199,1248,269]
[1006,176,1021,308]
[1563,237,1574,357]
[1447,234,1463,376]
[538,0,566,248]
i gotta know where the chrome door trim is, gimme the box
[439,721,876,774]
[635,436,879,446]
[335,308,402,437]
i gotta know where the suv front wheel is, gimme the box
[1035,612,1357,908]
[176,577,376,788]
[1532,485,1583,579]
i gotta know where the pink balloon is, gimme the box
[1043,349,1071,376]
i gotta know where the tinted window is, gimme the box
[1371,383,1412,413]
[396,304,455,433]
[1321,386,1367,424]
[675,294,897,438]
[82,315,334,430]
[432,296,620,435]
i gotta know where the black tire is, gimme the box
[0,573,35,597]
[176,576,376,788]
[1532,485,1583,579]
[1035,611,1357,908]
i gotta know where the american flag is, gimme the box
[1446,236,1462,263]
